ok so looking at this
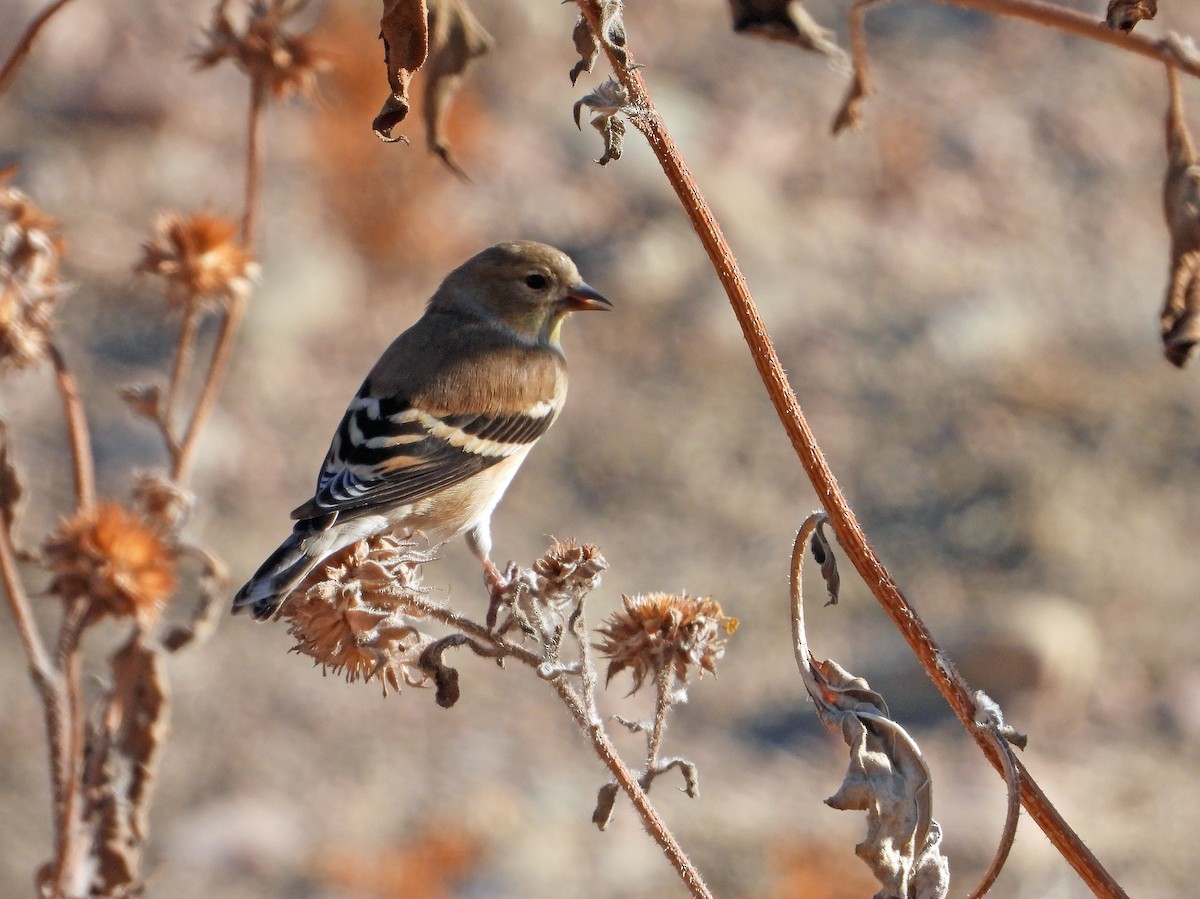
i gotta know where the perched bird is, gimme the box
[232,240,610,620]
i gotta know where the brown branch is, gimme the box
[241,76,267,250]
[551,677,714,899]
[842,0,1200,127]
[171,297,244,484]
[576,3,1128,895]
[47,344,95,511]
[162,305,201,457]
[49,598,88,899]
[0,0,77,98]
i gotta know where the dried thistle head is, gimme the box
[596,593,738,693]
[0,177,66,374]
[136,210,257,313]
[44,502,178,625]
[131,471,194,533]
[198,0,328,100]
[531,538,607,607]
[283,536,437,694]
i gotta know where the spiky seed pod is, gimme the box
[596,592,738,694]
[44,502,178,625]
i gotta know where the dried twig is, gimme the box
[574,3,1128,893]
[0,0,78,98]
[48,344,95,511]
[836,0,1200,131]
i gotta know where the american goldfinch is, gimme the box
[232,240,610,619]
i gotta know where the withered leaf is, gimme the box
[568,0,627,85]
[88,635,169,894]
[162,545,228,652]
[1162,76,1200,367]
[815,661,949,899]
[810,520,840,606]
[569,13,599,86]
[420,634,471,707]
[0,421,21,535]
[119,383,162,422]
[592,781,619,830]
[423,0,493,180]
[573,78,629,166]
[1105,0,1157,32]
[374,0,430,143]
[729,0,847,65]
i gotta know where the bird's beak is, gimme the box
[562,281,612,312]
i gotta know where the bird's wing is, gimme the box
[292,328,566,523]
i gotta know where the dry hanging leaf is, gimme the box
[789,516,950,898]
[810,519,840,606]
[374,0,429,142]
[87,635,170,894]
[574,77,630,166]
[568,0,627,85]
[1161,72,1200,367]
[1105,0,1157,32]
[814,660,950,899]
[423,0,493,180]
[0,421,21,535]
[729,0,847,65]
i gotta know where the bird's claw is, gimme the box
[484,560,519,631]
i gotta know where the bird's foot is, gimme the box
[484,560,519,631]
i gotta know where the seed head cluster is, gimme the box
[596,592,738,693]
[136,211,256,313]
[0,178,65,374]
[43,502,178,626]
[282,536,437,695]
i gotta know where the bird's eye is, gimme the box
[524,273,549,290]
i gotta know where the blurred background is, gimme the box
[2,0,1199,896]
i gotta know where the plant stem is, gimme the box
[0,0,77,98]
[242,76,266,250]
[48,344,94,511]
[163,305,201,456]
[552,677,713,899]
[575,3,1128,894]
[50,598,88,899]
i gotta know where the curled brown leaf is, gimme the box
[1162,70,1200,367]
[1105,0,1157,33]
[728,0,847,65]
[374,0,429,143]
[423,0,493,180]
[573,77,630,166]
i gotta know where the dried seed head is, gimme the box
[44,502,178,625]
[0,178,66,374]
[282,536,437,694]
[136,210,257,313]
[531,539,607,607]
[596,593,738,693]
[198,0,328,100]
[131,472,194,532]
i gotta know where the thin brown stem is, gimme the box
[172,297,244,484]
[967,727,1022,899]
[242,76,267,250]
[47,344,94,511]
[844,0,1200,124]
[576,4,1129,894]
[646,666,671,776]
[0,0,77,98]
[162,306,201,455]
[49,598,88,899]
[551,677,713,899]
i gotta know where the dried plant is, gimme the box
[0,0,321,893]
[7,0,1200,896]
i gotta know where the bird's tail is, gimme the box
[231,532,323,620]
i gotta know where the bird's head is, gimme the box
[434,240,611,347]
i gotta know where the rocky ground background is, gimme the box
[2,0,1199,896]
